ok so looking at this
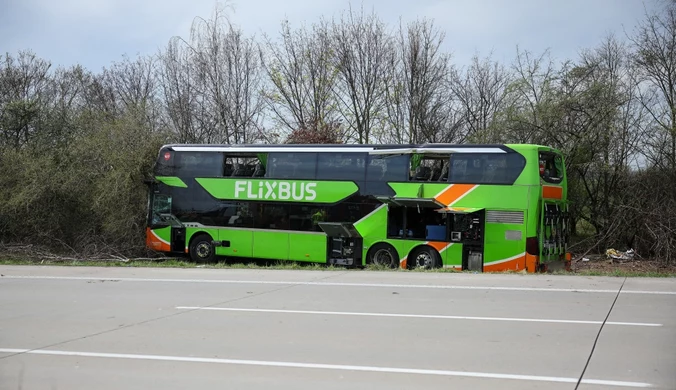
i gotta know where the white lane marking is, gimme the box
[0,348,651,388]
[175,307,662,327]
[2,275,675,295]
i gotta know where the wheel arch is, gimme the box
[188,230,214,249]
[365,241,400,267]
[407,244,442,269]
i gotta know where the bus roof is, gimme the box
[161,143,531,154]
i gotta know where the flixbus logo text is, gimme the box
[234,181,317,201]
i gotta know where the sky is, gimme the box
[0,0,662,72]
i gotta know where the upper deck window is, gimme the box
[366,154,409,182]
[410,156,449,182]
[317,152,367,181]
[449,153,525,185]
[267,152,317,179]
[155,150,224,177]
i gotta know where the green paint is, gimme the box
[354,204,387,237]
[443,243,463,267]
[483,222,525,263]
[289,234,326,262]
[196,178,358,204]
[387,182,448,200]
[253,231,289,259]
[452,185,530,210]
[421,183,451,198]
[186,227,221,248]
[156,176,187,188]
[526,187,538,237]
[388,239,420,262]
[217,229,253,257]
[151,226,172,243]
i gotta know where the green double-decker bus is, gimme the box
[146,143,570,272]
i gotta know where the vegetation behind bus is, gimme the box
[1,2,675,266]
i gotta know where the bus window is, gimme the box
[410,156,449,182]
[539,152,564,184]
[256,204,290,229]
[366,154,408,182]
[172,152,224,177]
[267,152,317,179]
[317,153,367,181]
[151,194,172,224]
[449,153,525,185]
[225,155,262,177]
[150,194,181,227]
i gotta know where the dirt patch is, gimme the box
[570,255,676,276]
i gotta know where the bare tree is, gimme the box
[567,36,646,241]
[383,18,459,144]
[103,54,163,130]
[190,6,266,144]
[499,48,560,143]
[158,38,206,143]
[261,19,339,137]
[0,50,51,148]
[450,53,511,142]
[158,4,266,144]
[331,6,394,144]
[630,2,676,169]
[42,64,93,144]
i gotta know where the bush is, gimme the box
[0,113,169,256]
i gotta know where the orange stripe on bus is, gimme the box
[435,184,477,206]
[542,185,563,200]
[428,241,449,252]
[146,228,171,252]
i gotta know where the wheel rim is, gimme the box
[414,251,434,269]
[373,248,394,266]
[196,242,211,259]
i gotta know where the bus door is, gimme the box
[146,181,185,253]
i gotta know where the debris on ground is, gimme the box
[605,248,635,260]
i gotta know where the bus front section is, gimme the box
[145,148,187,255]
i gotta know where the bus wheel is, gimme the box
[189,234,215,264]
[367,243,398,268]
[409,246,441,270]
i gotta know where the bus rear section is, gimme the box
[527,147,571,272]
[360,145,538,273]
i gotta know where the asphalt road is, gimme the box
[0,265,675,390]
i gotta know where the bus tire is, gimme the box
[409,245,441,270]
[366,243,399,268]
[189,233,216,264]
